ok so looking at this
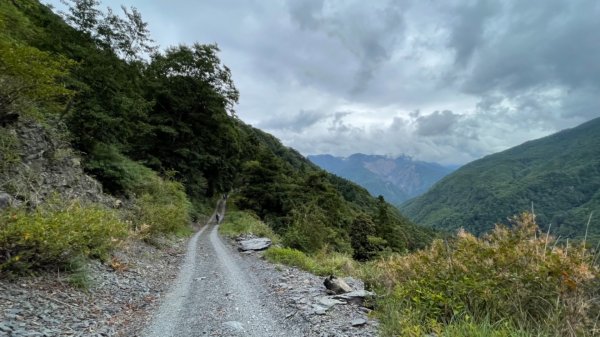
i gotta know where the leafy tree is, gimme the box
[350,214,377,261]
[140,44,241,197]
[59,0,101,35]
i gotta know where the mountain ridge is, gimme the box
[308,153,455,206]
[401,116,600,239]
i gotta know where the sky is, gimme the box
[46,0,600,165]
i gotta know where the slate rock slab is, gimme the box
[238,238,272,251]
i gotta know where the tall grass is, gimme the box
[367,213,600,337]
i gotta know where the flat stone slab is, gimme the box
[332,290,376,305]
[351,318,367,327]
[238,238,272,251]
[317,296,345,309]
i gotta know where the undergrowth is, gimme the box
[0,199,127,274]
[367,212,600,337]
[264,247,357,277]
[219,210,279,242]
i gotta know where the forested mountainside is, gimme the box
[309,154,455,206]
[0,0,433,263]
[401,117,600,239]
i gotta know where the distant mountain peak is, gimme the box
[308,153,456,206]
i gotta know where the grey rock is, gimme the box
[316,296,345,309]
[0,192,14,209]
[323,275,353,294]
[351,318,367,327]
[222,321,245,332]
[311,304,328,315]
[332,290,375,305]
[238,238,272,251]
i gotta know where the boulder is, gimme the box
[323,275,353,294]
[238,238,272,251]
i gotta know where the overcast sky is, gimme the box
[46,0,600,165]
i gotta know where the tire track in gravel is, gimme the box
[144,203,305,337]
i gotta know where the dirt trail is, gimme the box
[143,203,307,337]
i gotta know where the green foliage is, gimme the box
[218,210,279,242]
[0,200,127,273]
[85,143,152,193]
[402,117,600,239]
[350,213,378,261]
[440,320,537,337]
[368,213,600,337]
[264,247,357,277]
[0,0,432,268]
[0,127,20,171]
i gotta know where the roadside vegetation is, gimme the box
[249,210,600,337]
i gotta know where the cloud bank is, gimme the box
[46,0,600,164]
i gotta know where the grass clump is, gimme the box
[264,246,357,276]
[0,200,127,274]
[0,127,20,172]
[368,212,600,337]
[219,210,279,242]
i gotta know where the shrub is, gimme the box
[219,210,279,242]
[368,213,600,337]
[0,200,127,273]
[87,144,192,235]
[0,127,20,171]
[128,177,191,236]
[265,246,357,277]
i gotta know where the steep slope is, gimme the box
[401,117,600,239]
[309,154,455,205]
[0,0,434,260]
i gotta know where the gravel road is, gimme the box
[144,212,307,337]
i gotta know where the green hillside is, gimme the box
[0,0,433,264]
[401,117,600,239]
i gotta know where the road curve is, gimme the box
[144,210,303,337]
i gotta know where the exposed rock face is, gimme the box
[323,275,353,294]
[0,120,114,208]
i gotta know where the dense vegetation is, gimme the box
[402,117,600,239]
[367,213,600,337]
[0,0,433,274]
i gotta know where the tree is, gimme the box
[350,214,377,261]
[59,0,101,35]
[140,44,241,197]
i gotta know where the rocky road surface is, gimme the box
[0,200,376,337]
[144,203,377,337]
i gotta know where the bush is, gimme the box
[128,176,191,236]
[368,213,600,337]
[265,246,357,277]
[0,200,127,273]
[87,144,192,235]
[219,210,279,242]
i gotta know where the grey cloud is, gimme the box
[259,109,327,132]
[416,110,461,136]
[285,0,407,94]
[46,0,600,165]
[448,0,498,66]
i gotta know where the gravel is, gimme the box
[1,211,379,337]
[145,222,378,337]
[0,235,187,337]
